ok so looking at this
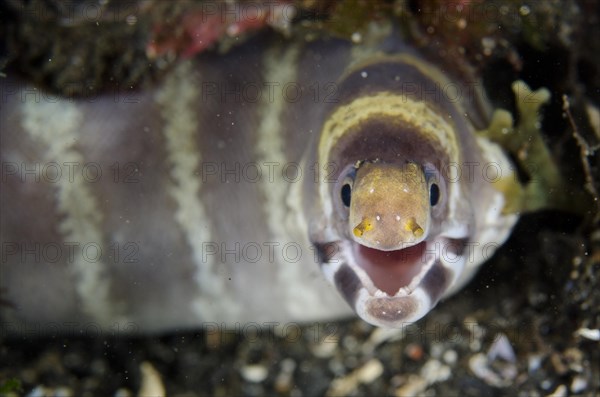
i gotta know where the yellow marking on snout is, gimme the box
[353,217,374,237]
[404,217,424,238]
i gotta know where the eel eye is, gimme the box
[335,165,357,217]
[341,183,352,207]
[429,183,440,206]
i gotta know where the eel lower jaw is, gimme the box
[319,236,467,328]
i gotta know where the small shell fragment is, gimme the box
[138,362,166,397]
[574,327,600,341]
[241,364,269,383]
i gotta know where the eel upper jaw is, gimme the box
[318,233,468,328]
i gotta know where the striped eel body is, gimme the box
[0,31,518,333]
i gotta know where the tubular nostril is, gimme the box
[404,217,424,237]
[353,217,374,237]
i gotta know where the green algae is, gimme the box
[480,81,592,214]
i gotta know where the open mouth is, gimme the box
[353,241,428,295]
[316,236,466,326]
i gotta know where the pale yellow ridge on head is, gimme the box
[318,93,459,220]
[318,93,459,166]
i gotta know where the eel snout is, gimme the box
[349,161,431,251]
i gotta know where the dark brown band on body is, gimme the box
[420,261,452,304]
[334,264,362,306]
